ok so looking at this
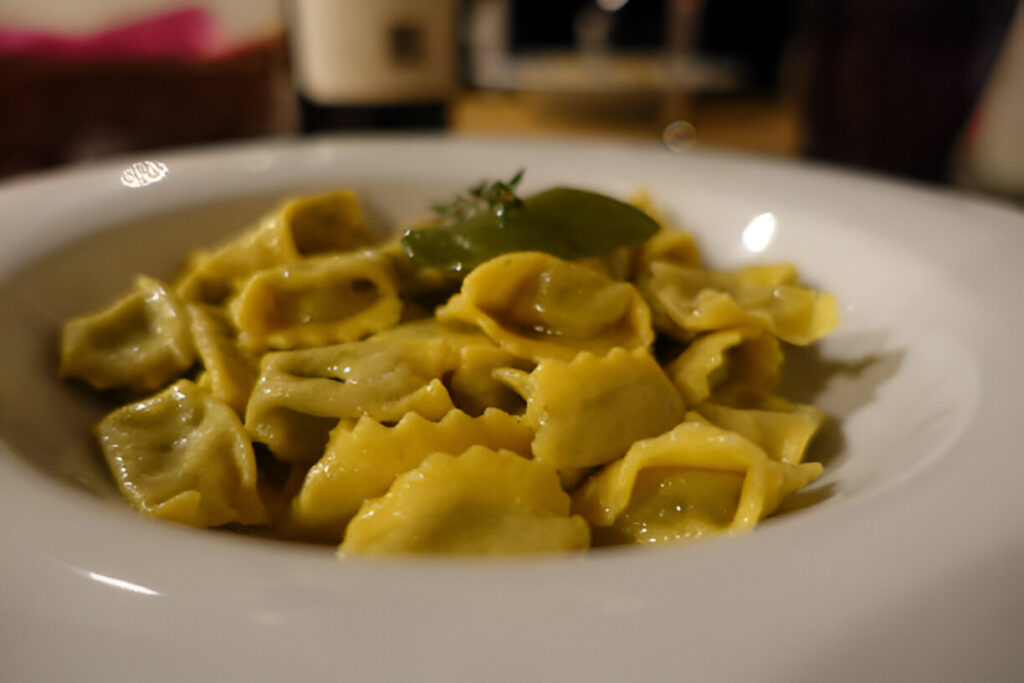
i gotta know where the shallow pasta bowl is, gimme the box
[1,136,1022,682]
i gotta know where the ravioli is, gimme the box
[641,261,839,345]
[286,409,533,541]
[692,401,824,465]
[437,251,654,361]
[230,251,402,350]
[446,344,533,416]
[95,379,267,527]
[665,327,782,406]
[60,181,838,555]
[573,419,822,545]
[188,303,258,416]
[59,276,195,393]
[176,189,375,304]
[341,446,590,555]
[497,347,685,470]
[243,320,501,462]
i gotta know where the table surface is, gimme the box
[449,90,803,156]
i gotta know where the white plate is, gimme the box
[1,136,1022,683]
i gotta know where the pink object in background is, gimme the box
[0,7,223,61]
[0,4,294,180]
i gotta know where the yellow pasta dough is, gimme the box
[286,408,533,541]
[496,347,685,470]
[573,419,822,545]
[95,379,267,527]
[188,303,259,416]
[636,228,703,271]
[243,320,500,462]
[446,344,533,417]
[692,401,824,466]
[59,181,838,556]
[59,276,195,393]
[175,189,375,304]
[230,251,402,350]
[641,261,839,345]
[437,251,654,361]
[341,446,590,555]
[665,327,783,406]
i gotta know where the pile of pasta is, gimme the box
[59,188,839,555]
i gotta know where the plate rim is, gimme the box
[2,134,1022,683]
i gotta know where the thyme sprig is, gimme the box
[431,169,525,224]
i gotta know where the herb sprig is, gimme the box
[402,177,660,273]
[431,169,525,224]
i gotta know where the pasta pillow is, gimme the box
[230,251,402,350]
[285,409,533,541]
[341,446,590,555]
[175,189,376,304]
[95,379,267,527]
[59,276,195,393]
[438,251,654,361]
[58,179,839,556]
[640,261,839,345]
[573,419,821,545]
[497,347,685,470]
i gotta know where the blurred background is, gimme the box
[0,0,1021,198]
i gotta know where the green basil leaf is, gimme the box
[400,187,660,272]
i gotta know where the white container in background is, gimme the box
[954,3,1024,199]
[287,0,460,106]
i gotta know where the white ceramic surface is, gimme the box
[1,136,1022,683]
